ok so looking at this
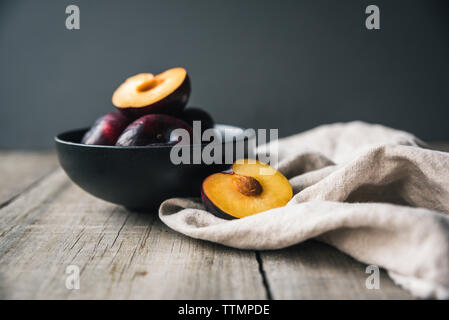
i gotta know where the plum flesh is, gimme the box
[113,68,191,120]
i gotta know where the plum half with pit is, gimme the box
[201,159,293,219]
[81,112,130,146]
[115,114,193,146]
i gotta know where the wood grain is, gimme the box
[3,146,448,299]
[259,241,412,299]
[0,169,266,299]
[0,151,57,207]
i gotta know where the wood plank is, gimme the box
[2,145,448,300]
[259,240,412,299]
[0,169,266,299]
[0,151,57,207]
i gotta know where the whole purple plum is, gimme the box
[82,112,130,145]
[115,114,193,146]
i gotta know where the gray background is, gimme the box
[1,0,448,149]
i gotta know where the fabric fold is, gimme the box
[159,121,449,299]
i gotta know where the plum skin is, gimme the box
[81,112,130,146]
[116,114,193,146]
[181,107,214,131]
[201,186,236,220]
[118,76,191,120]
[200,160,293,219]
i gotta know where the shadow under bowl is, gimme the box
[55,124,255,211]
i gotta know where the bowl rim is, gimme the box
[55,123,255,149]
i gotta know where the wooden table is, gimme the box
[2,147,446,300]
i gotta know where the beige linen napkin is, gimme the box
[159,121,449,299]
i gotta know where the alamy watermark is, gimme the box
[65,5,80,30]
[168,122,279,174]
[365,5,380,30]
[365,265,380,290]
[64,5,381,33]
[65,265,80,290]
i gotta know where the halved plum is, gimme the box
[81,112,130,146]
[112,68,190,119]
[115,114,193,146]
[201,159,293,219]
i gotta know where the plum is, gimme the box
[115,114,193,146]
[81,112,130,145]
[181,107,214,132]
[201,159,293,219]
[112,68,190,119]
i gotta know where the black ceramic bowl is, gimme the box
[55,125,255,210]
